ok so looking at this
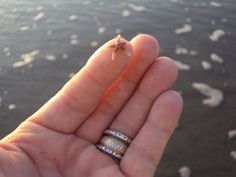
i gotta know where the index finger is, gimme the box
[29,36,133,133]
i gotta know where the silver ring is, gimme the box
[100,135,127,155]
[97,144,122,160]
[97,129,132,160]
[104,129,132,144]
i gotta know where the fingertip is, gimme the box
[155,90,183,122]
[156,56,179,80]
[161,90,183,110]
[131,34,159,62]
[84,36,133,85]
[138,56,179,100]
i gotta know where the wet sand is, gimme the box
[0,0,236,176]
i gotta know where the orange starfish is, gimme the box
[108,35,131,60]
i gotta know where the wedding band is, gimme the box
[104,129,132,144]
[97,144,122,159]
[96,129,132,160]
[100,135,128,155]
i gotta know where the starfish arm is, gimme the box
[108,44,116,48]
[120,42,126,45]
[120,46,126,50]
[116,34,121,44]
[111,51,117,60]
[121,48,132,57]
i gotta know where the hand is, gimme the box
[0,34,183,177]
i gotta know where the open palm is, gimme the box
[0,34,183,177]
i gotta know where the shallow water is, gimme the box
[0,0,236,176]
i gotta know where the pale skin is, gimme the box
[0,34,183,177]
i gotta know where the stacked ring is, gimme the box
[97,144,123,160]
[97,129,132,160]
[104,129,132,144]
[100,136,128,155]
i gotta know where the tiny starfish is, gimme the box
[108,34,131,60]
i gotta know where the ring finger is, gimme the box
[110,56,178,139]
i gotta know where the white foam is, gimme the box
[175,24,192,34]
[91,41,99,47]
[221,18,228,23]
[175,47,198,56]
[178,166,191,177]
[115,28,122,34]
[19,26,29,31]
[68,15,78,21]
[201,61,212,70]
[175,60,191,70]
[98,27,106,34]
[30,50,40,56]
[3,47,10,53]
[128,3,146,12]
[62,53,69,59]
[192,82,223,107]
[175,46,188,55]
[70,34,78,39]
[8,104,16,110]
[82,1,91,5]
[70,39,79,45]
[170,0,184,3]
[209,29,226,42]
[69,73,75,78]
[6,52,11,57]
[210,1,222,7]
[230,151,236,160]
[36,6,44,11]
[69,34,79,45]
[13,50,40,68]
[122,9,131,17]
[3,49,10,56]
[4,90,8,95]
[210,53,224,63]
[184,7,189,12]
[45,55,56,61]
[228,130,236,139]
[33,12,45,21]
[189,50,198,56]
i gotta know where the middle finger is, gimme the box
[76,34,159,143]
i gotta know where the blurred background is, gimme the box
[0,0,235,176]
